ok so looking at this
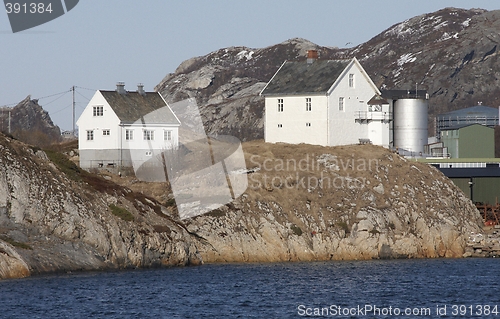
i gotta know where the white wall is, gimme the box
[264,59,388,148]
[77,91,121,151]
[327,62,378,146]
[265,95,328,146]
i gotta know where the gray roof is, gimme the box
[438,105,499,118]
[441,123,494,131]
[100,91,179,125]
[260,60,350,96]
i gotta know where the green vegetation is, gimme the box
[335,221,350,233]
[44,149,82,181]
[207,209,225,217]
[109,204,134,222]
[290,224,303,236]
[0,235,32,250]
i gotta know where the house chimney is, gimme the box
[137,83,146,96]
[116,82,126,94]
[307,50,318,64]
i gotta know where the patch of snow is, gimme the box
[434,20,449,30]
[397,53,416,67]
[462,18,471,27]
[236,50,254,61]
[438,32,459,42]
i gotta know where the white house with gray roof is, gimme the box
[77,83,180,169]
[260,54,390,147]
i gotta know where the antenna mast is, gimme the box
[72,86,75,135]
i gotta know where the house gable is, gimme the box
[327,58,380,96]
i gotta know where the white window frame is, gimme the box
[164,130,172,141]
[277,99,284,112]
[86,130,94,141]
[93,106,103,117]
[348,74,354,88]
[306,122,311,127]
[306,98,312,111]
[339,97,344,111]
[125,129,134,140]
[278,124,282,128]
[143,130,154,141]
[102,129,110,136]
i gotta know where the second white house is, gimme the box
[260,52,390,147]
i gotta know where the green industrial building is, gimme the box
[440,123,494,158]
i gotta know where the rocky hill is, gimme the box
[104,140,483,263]
[0,134,201,280]
[0,132,484,279]
[156,7,500,139]
[1,96,61,146]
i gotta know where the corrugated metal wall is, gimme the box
[451,177,500,204]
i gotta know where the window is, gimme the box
[86,130,94,141]
[164,130,172,141]
[339,97,344,111]
[93,106,103,116]
[306,123,311,127]
[126,129,133,140]
[143,130,154,140]
[306,98,312,111]
[145,151,152,156]
[278,124,282,128]
[103,129,110,136]
[349,74,354,88]
[277,99,283,112]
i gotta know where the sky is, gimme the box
[1,0,499,132]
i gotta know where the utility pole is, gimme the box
[72,85,75,136]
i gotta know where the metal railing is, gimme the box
[354,111,392,122]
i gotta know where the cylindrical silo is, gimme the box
[393,98,428,153]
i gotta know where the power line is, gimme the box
[36,89,72,101]
[75,85,96,91]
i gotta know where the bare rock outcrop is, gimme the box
[0,134,202,280]
[185,141,482,262]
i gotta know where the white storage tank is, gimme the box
[381,90,429,154]
[393,98,428,153]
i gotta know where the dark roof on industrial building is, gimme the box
[100,91,179,125]
[438,105,499,118]
[380,89,428,100]
[440,123,494,131]
[260,59,350,96]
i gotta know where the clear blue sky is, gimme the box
[0,0,498,131]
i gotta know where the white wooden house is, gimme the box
[76,83,180,169]
[260,54,390,147]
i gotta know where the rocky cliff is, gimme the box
[0,134,201,280]
[156,8,500,139]
[105,141,483,263]
[0,134,484,279]
[1,96,61,147]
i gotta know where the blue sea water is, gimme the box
[0,258,499,318]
